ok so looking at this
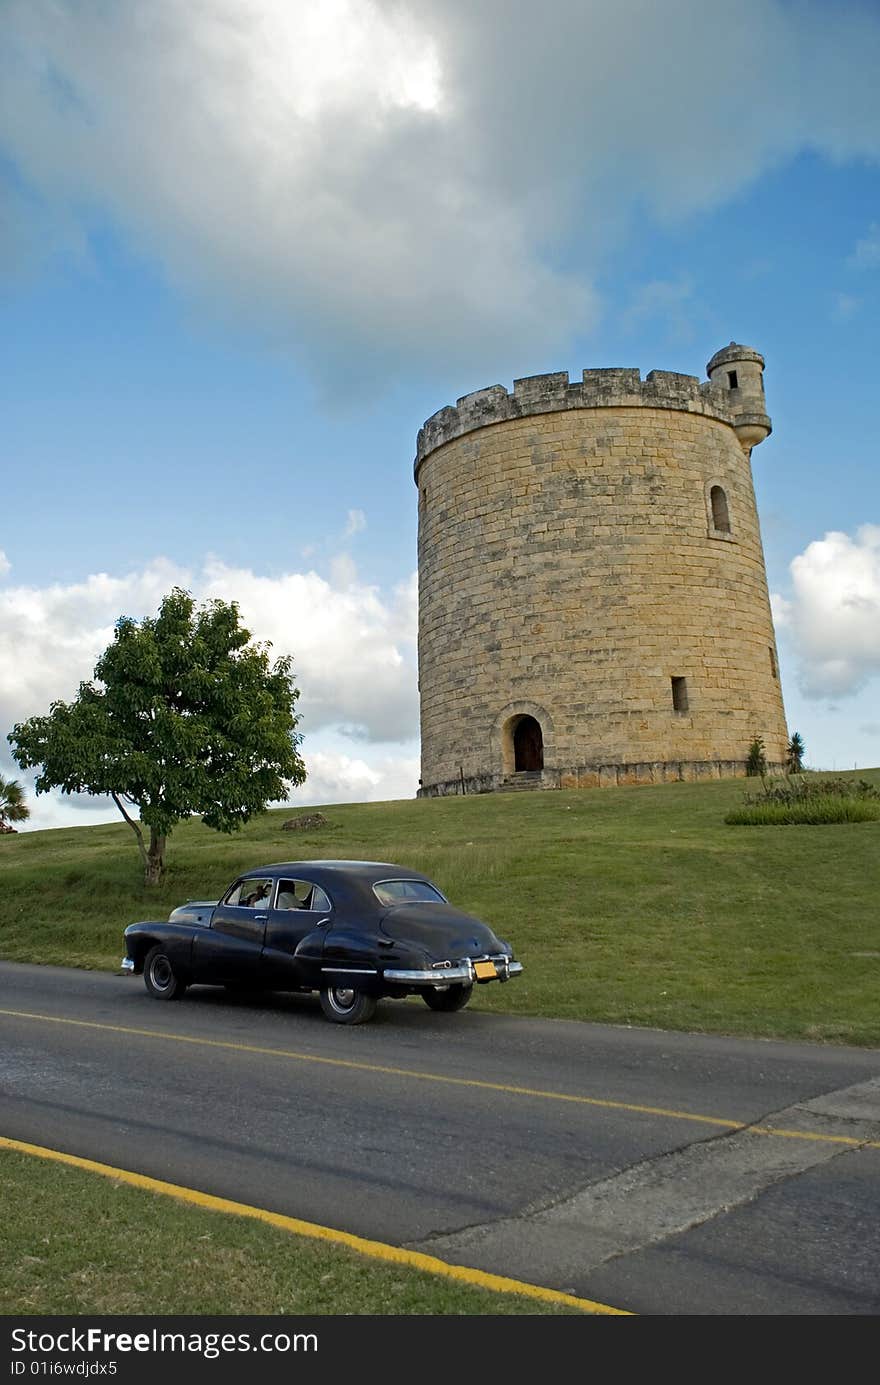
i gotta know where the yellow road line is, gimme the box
[0,1006,740,1127]
[752,1124,880,1148]
[0,1134,630,1316]
[2,1007,877,1150]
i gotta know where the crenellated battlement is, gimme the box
[414,352,770,477]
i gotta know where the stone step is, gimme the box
[498,772,544,792]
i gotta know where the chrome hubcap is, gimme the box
[331,987,356,1010]
[151,957,172,990]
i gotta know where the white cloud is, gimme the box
[0,557,192,729]
[0,0,590,384]
[20,793,121,834]
[328,555,357,590]
[772,525,880,698]
[769,591,792,630]
[343,508,367,538]
[2,2,880,385]
[0,550,10,577]
[198,557,418,741]
[1,555,420,828]
[289,748,420,807]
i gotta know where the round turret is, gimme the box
[706,343,772,450]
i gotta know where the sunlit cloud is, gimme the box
[772,525,880,699]
[3,2,879,386]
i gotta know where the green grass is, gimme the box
[726,796,880,825]
[0,1152,579,1315]
[3,768,880,1045]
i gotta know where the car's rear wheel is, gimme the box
[422,983,473,1013]
[319,985,377,1025]
[143,945,187,1001]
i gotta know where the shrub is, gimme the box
[0,774,29,832]
[726,775,880,825]
[745,735,767,777]
[786,731,806,774]
[748,776,879,805]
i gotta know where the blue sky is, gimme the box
[1,1,879,829]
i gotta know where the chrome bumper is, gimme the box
[120,957,135,974]
[383,958,523,985]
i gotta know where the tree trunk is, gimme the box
[110,795,166,885]
[146,828,166,886]
[112,793,150,877]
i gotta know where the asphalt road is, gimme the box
[2,960,879,1315]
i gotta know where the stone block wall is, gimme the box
[415,358,788,796]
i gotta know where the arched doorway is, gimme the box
[513,715,543,772]
[494,702,553,780]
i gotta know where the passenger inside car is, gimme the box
[277,881,313,910]
[244,882,272,908]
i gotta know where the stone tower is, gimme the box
[414,344,788,796]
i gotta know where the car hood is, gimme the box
[379,903,507,958]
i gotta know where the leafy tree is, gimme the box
[786,731,806,774]
[745,734,767,777]
[0,774,29,833]
[8,588,305,883]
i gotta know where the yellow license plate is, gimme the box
[474,960,497,980]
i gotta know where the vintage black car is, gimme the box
[122,859,523,1024]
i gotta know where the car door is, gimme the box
[260,877,332,988]
[192,876,273,983]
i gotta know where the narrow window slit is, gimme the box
[710,485,730,533]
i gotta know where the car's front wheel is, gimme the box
[319,985,377,1025]
[143,945,188,1001]
[422,982,473,1013]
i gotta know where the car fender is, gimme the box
[168,900,217,927]
[320,924,386,966]
[291,926,333,968]
[123,921,198,973]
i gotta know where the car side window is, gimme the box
[276,879,331,913]
[224,880,247,906]
[225,878,274,909]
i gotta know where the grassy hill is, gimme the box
[2,770,879,1046]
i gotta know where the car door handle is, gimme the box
[316,918,330,928]
[254,913,268,921]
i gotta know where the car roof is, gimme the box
[241,860,434,885]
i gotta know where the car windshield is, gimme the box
[372,879,447,906]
